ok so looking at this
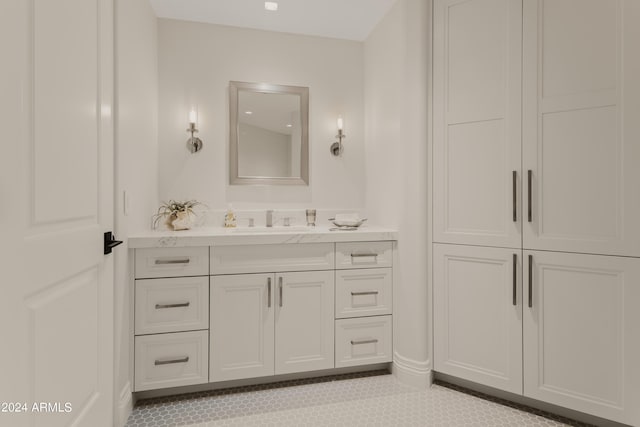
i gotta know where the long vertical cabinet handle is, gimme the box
[512,171,517,222]
[512,253,517,306]
[278,276,283,307]
[527,170,533,222]
[528,255,533,308]
[267,277,272,308]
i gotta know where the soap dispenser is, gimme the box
[224,204,237,228]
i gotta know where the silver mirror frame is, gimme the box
[229,81,309,185]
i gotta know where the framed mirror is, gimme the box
[229,81,309,185]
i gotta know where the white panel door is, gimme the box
[210,274,275,382]
[433,244,522,394]
[433,0,522,249]
[523,250,640,425]
[523,0,640,256]
[275,271,335,375]
[0,0,115,426]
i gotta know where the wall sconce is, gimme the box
[186,109,203,153]
[330,115,345,156]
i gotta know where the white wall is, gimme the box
[157,20,365,211]
[364,0,431,386]
[114,0,158,424]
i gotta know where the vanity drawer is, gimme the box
[335,316,392,368]
[135,277,209,335]
[134,330,209,392]
[211,243,334,274]
[135,247,209,279]
[335,268,392,319]
[336,242,392,269]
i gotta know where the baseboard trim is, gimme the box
[117,381,133,427]
[434,373,630,427]
[134,363,391,400]
[392,352,432,389]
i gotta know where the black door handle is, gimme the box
[104,231,123,254]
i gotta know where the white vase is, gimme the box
[171,211,193,231]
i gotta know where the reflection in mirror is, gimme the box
[229,81,309,185]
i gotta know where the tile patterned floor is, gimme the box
[126,371,593,427]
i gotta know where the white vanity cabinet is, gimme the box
[210,273,275,381]
[131,234,396,395]
[334,242,393,368]
[210,270,335,382]
[275,271,335,375]
[209,244,335,382]
[133,247,210,392]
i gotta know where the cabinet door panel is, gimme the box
[433,0,522,248]
[523,0,640,256]
[433,244,523,394]
[210,274,274,382]
[275,271,334,374]
[524,250,640,425]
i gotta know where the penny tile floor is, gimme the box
[125,371,593,427]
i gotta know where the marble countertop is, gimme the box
[128,226,398,249]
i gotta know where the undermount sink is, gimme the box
[228,226,313,233]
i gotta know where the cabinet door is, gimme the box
[433,0,522,249]
[275,271,334,374]
[523,0,640,256]
[433,244,523,394]
[523,250,640,425]
[210,273,274,382]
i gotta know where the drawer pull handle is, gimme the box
[351,291,379,296]
[155,302,190,309]
[267,277,272,308]
[351,339,378,345]
[155,259,191,265]
[351,253,378,259]
[154,356,189,366]
[279,276,283,307]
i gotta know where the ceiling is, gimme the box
[148,0,398,41]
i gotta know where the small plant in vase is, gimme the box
[152,200,203,231]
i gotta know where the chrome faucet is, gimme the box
[266,210,273,227]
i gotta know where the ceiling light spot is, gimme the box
[244,111,253,115]
[286,124,292,128]
[264,2,278,12]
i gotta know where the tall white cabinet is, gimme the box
[433,0,640,425]
[523,0,640,257]
[432,0,522,249]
